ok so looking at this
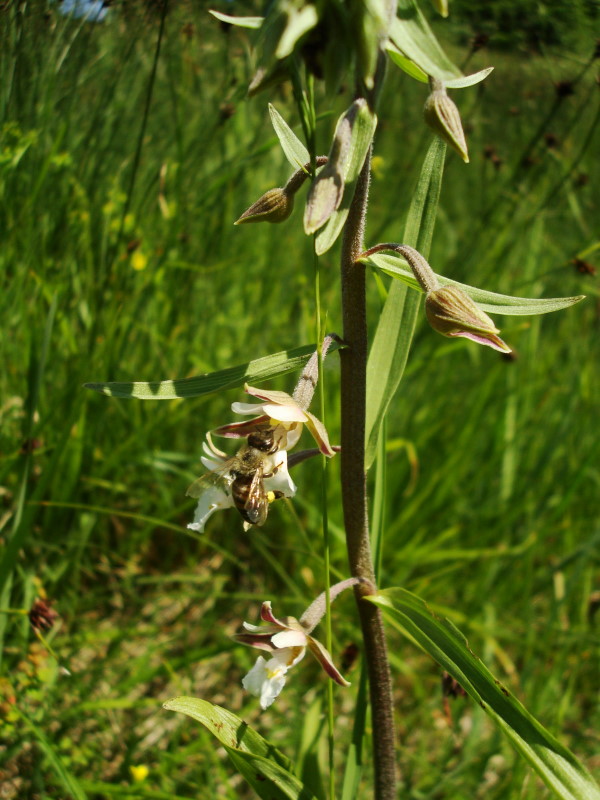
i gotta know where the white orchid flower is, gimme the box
[212,384,335,457]
[235,579,362,709]
[187,437,296,533]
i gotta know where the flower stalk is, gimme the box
[340,146,397,799]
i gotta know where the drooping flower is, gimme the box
[425,285,512,354]
[424,78,469,163]
[213,384,335,457]
[187,340,337,532]
[234,583,359,709]
[187,436,297,533]
[358,244,511,354]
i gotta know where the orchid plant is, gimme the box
[88,2,595,799]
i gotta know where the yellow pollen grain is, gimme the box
[266,666,284,679]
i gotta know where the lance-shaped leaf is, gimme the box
[84,341,341,400]
[365,138,445,468]
[368,589,600,800]
[269,104,310,171]
[275,3,318,59]
[445,67,494,89]
[304,99,377,254]
[386,0,462,82]
[165,697,318,800]
[208,10,263,29]
[354,0,394,89]
[250,0,319,95]
[361,253,584,315]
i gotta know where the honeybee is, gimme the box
[186,428,283,527]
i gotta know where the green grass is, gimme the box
[1,2,598,798]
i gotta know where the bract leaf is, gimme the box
[368,589,600,800]
[84,342,341,400]
[312,99,377,254]
[365,138,446,468]
[275,4,318,59]
[444,66,494,89]
[386,48,428,82]
[363,253,584,315]
[269,104,310,171]
[208,10,263,29]
[164,697,318,800]
[387,0,461,82]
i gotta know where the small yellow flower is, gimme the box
[129,765,149,783]
[371,155,386,179]
[131,251,148,271]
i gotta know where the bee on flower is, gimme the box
[187,339,338,533]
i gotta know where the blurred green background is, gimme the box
[1,1,598,798]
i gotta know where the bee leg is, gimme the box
[263,458,283,480]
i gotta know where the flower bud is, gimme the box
[424,79,469,163]
[425,285,511,353]
[431,0,449,17]
[235,187,294,225]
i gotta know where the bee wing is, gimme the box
[186,463,232,499]
[243,467,269,526]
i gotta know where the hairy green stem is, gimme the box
[340,147,397,799]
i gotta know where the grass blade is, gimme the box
[16,708,87,800]
[365,139,446,468]
[369,588,600,800]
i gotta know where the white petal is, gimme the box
[263,404,307,423]
[202,439,227,460]
[272,645,306,669]
[242,656,288,710]
[264,450,297,498]
[231,401,266,416]
[200,455,225,471]
[277,423,302,451]
[242,621,264,632]
[187,485,234,533]
[271,630,308,649]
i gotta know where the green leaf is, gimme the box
[312,100,378,255]
[340,660,368,800]
[387,0,462,82]
[164,697,317,800]
[445,66,494,89]
[208,9,263,29]
[362,254,584,315]
[386,49,428,82]
[84,342,340,400]
[365,139,446,468]
[275,5,319,59]
[368,589,600,800]
[269,104,310,171]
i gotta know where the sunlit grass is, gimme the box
[0,2,598,798]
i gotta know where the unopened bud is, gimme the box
[431,0,449,17]
[28,598,59,632]
[424,79,469,163]
[235,187,294,225]
[426,285,511,353]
